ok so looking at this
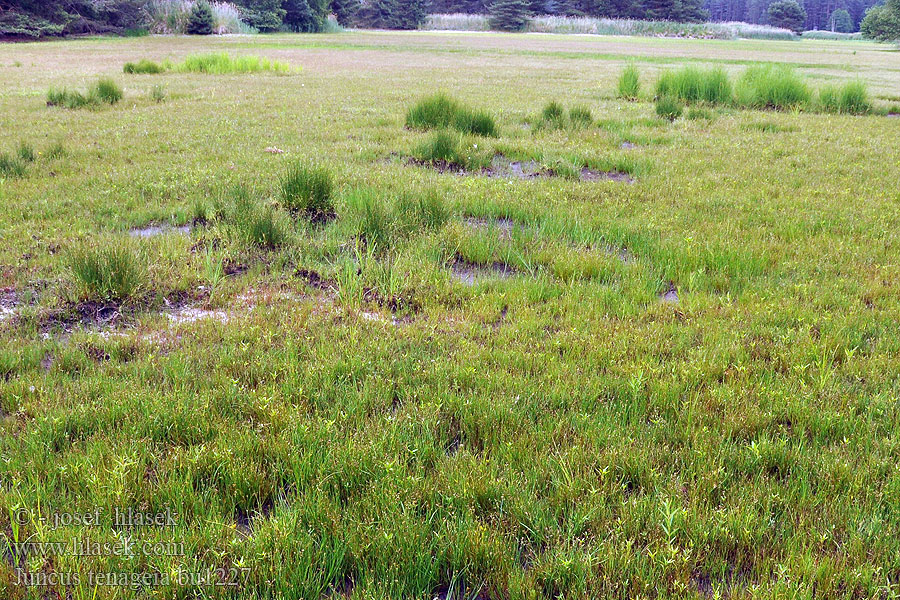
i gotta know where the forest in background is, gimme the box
[0,0,894,39]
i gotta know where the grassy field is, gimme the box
[1,31,900,599]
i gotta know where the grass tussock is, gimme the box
[47,78,123,109]
[227,187,289,248]
[280,163,335,223]
[656,96,683,121]
[734,65,810,110]
[0,153,27,179]
[123,59,170,74]
[69,241,146,303]
[16,142,35,163]
[175,52,294,74]
[149,84,167,103]
[406,94,498,137]
[817,81,871,115]
[655,66,732,105]
[535,100,592,130]
[617,63,641,100]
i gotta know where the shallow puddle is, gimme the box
[660,283,679,304]
[450,260,516,286]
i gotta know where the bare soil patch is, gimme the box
[129,224,192,238]
[450,257,517,286]
[0,289,19,323]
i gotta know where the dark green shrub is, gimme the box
[655,96,683,121]
[618,63,641,100]
[355,0,425,29]
[860,1,900,42]
[280,163,335,222]
[69,242,146,302]
[187,0,216,35]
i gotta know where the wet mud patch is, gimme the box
[165,306,230,325]
[129,223,192,238]
[296,268,334,291]
[660,282,679,304]
[223,258,249,277]
[0,288,19,323]
[486,155,551,179]
[450,257,517,286]
[43,301,124,332]
[462,216,516,239]
[580,167,634,183]
[234,501,274,539]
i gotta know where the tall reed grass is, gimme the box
[422,14,796,40]
[145,0,256,34]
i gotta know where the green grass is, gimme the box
[655,66,733,105]
[68,241,146,302]
[734,64,811,110]
[0,153,26,178]
[1,31,900,600]
[817,80,872,114]
[280,162,335,222]
[175,52,295,74]
[227,186,289,248]
[123,58,169,74]
[655,95,683,120]
[46,77,123,109]
[406,93,498,136]
[617,62,641,100]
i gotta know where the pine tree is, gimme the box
[830,8,853,31]
[186,0,215,34]
[330,0,361,26]
[283,0,328,31]
[355,0,424,28]
[235,0,286,31]
[489,0,530,30]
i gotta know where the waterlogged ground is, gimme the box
[1,31,900,599]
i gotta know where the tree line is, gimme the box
[0,0,895,37]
